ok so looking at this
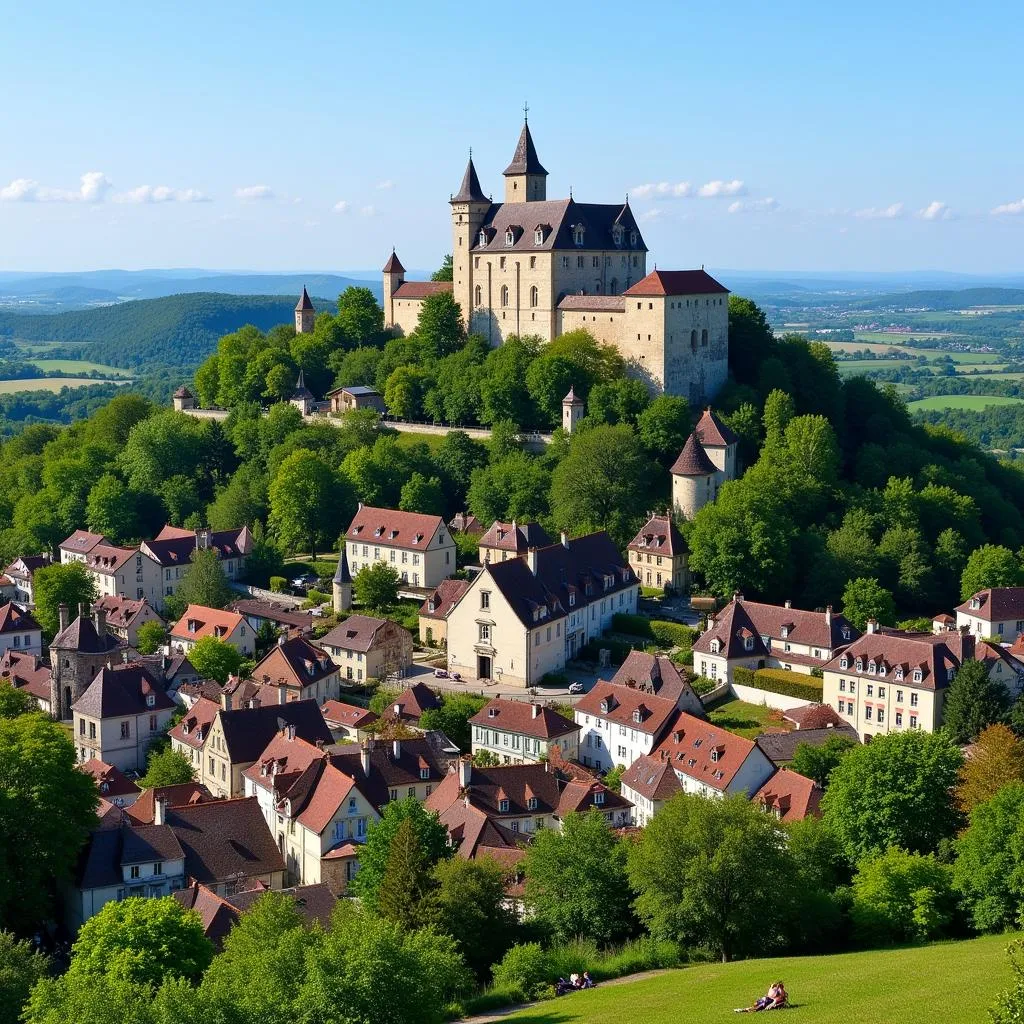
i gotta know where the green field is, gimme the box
[706,699,789,739]
[0,377,124,394]
[28,357,130,376]
[854,330,956,342]
[394,429,450,454]
[494,933,1017,1024]
[908,395,1024,412]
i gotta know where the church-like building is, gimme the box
[383,118,730,404]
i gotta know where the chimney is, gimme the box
[392,738,402,760]
[560,531,569,549]
[93,604,106,636]
[458,755,472,788]
[866,618,879,634]
[58,603,69,634]
[825,605,833,626]
[360,743,371,775]
[221,690,232,712]
[531,703,541,718]
[961,632,976,661]
[154,795,167,826]
[526,548,538,575]
[278,685,288,705]
[784,599,792,609]
[733,591,743,604]
[278,634,286,647]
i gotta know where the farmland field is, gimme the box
[0,377,125,394]
[854,330,957,342]
[908,395,1024,412]
[28,358,130,376]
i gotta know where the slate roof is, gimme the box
[695,407,738,447]
[78,825,184,890]
[478,520,553,554]
[956,588,1024,623]
[504,120,548,176]
[230,599,315,632]
[392,281,453,300]
[217,699,333,764]
[144,525,252,566]
[575,682,679,739]
[381,681,442,723]
[755,725,859,766]
[452,156,488,203]
[330,734,459,806]
[620,754,684,802]
[627,514,687,557]
[0,602,41,635]
[609,651,701,708]
[623,269,728,297]
[419,579,470,620]
[346,505,446,551]
[295,287,314,312]
[670,432,718,477]
[652,711,763,792]
[52,612,123,654]
[753,768,822,821]
[72,663,174,719]
[470,699,580,740]
[249,636,337,691]
[319,614,394,654]
[333,550,351,585]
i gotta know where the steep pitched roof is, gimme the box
[52,612,123,654]
[452,156,488,203]
[292,369,314,401]
[0,602,40,635]
[670,432,718,477]
[419,578,470,621]
[695,407,739,447]
[382,681,442,722]
[346,505,446,551]
[249,636,336,690]
[79,759,141,800]
[173,385,193,399]
[83,543,139,575]
[295,287,314,312]
[956,588,1024,623]
[171,882,240,948]
[609,651,701,709]
[126,783,216,824]
[320,700,379,731]
[627,514,686,557]
[333,550,351,585]
[652,710,762,792]
[330,734,458,806]
[217,699,333,764]
[432,797,525,864]
[620,754,684,802]
[503,120,548,176]
[392,281,453,300]
[623,269,728,297]
[753,768,822,821]
[78,825,184,890]
[575,682,679,739]
[470,699,580,740]
[60,529,106,555]
[4,555,49,580]
[145,525,252,566]
[93,595,156,630]
[0,648,51,704]
[72,663,174,719]
[382,250,405,273]
[170,605,245,643]
[168,696,220,751]
[319,614,393,653]
[478,520,553,554]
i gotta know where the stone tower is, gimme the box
[670,432,719,521]
[295,287,315,334]
[694,407,739,484]
[450,155,491,333]
[172,385,195,412]
[562,386,584,434]
[49,603,122,721]
[382,250,406,331]
[333,549,352,615]
[503,118,547,204]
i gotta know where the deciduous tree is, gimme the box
[32,561,98,638]
[175,547,233,611]
[419,693,487,753]
[139,747,195,788]
[269,449,350,559]
[789,733,857,788]
[942,658,1010,744]
[186,636,242,684]
[353,562,400,611]
[840,577,896,632]
[957,724,1024,812]
[961,543,1022,601]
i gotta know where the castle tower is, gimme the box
[562,386,584,434]
[295,287,315,334]
[670,432,719,521]
[382,249,406,330]
[503,118,547,204]
[695,407,739,483]
[333,549,352,615]
[172,385,195,412]
[49,603,122,721]
[450,155,491,334]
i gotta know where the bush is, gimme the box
[491,942,550,1001]
[578,637,656,665]
[539,672,569,688]
[689,675,717,697]
[302,588,329,608]
[733,665,824,702]
[611,613,697,650]
[269,576,286,593]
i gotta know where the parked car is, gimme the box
[290,572,319,593]
[568,681,585,694]
[434,668,449,678]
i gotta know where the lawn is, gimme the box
[706,699,789,739]
[493,932,1018,1024]
[28,357,130,376]
[0,376,126,394]
[393,430,449,454]
[908,395,1024,412]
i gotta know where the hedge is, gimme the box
[578,638,649,666]
[611,613,697,650]
[269,576,287,593]
[733,665,823,702]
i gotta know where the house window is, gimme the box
[910,692,919,707]
[534,229,543,245]
[839,680,846,692]
[573,226,584,246]
[865,706,872,721]
[505,228,514,246]
[527,796,538,810]
[474,285,482,306]
[121,721,130,739]
[153,861,162,875]
[478,623,490,641]
[701,329,708,347]
[480,591,490,610]
[877,708,885,724]
[130,865,140,879]
[498,798,509,812]
[895,712,903,726]
[500,285,509,307]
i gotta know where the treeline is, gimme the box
[851,287,1024,311]
[915,404,1024,454]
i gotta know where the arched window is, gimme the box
[573,225,585,246]
[505,228,514,246]
[529,286,538,308]
[701,328,708,347]
[609,278,618,294]
[500,285,509,308]
[474,285,482,307]
[690,330,698,354]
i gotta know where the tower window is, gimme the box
[505,229,514,246]
[577,255,584,268]
[701,329,708,347]
[474,257,480,269]
[613,225,623,247]
[474,285,482,307]
[691,330,698,353]
[573,226,584,246]
[500,285,509,307]
[530,256,536,269]
[530,285,538,308]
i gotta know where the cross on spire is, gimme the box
[523,101,529,121]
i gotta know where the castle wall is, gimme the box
[557,308,623,345]
[389,297,425,338]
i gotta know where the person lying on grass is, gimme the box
[735,981,788,1012]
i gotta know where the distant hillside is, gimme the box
[0,292,332,370]
[852,287,1024,311]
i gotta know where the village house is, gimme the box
[1,648,53,713]
[626,513,689,594]
[470,698,581,764]
[651,710,776,799]
[170,604,254,657]
[344,505,456,589]
[0,573,17,604]
[619,755,683,826]
[429,793,525,866]
[72,663,176,772]
[4,553,51,607]
[956,588,1024,639]
[574,681,679,772]
[59,531,162,606]
[92,595,163,649]
[331,734,459,806]
[0,602,42,655]
[125,782,216,825]
[320,700,379,742]
[379,680,443,728]
[79,758,141,807]
[49,604,125,721]
[318,614,413,684]
[137,651,201,698]
[325,384,386,415]
[449,511,483,536]
[752,767,823,822]
[477,520,553,565]
[229,598,316,637]
[609,651,706,715]
[243,732,380,891]
[247,635,341,703]
[446,531,638,687]
[418,578,470,646]
[821,622,1023,741]
[693,594,860,688]
[168,696,333,798]
[140,524,253,607]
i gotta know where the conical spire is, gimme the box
[295,286,314,312]
[503,119,547,177]
[382,249,405,274]
[670,432,717,477]
[452,155,487,203]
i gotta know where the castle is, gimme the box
[382,118,730,404]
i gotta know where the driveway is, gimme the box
[418,658,607,705]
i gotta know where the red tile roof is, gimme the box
[229,599,316,631]
[609,652,702,711]
[470,698,580,740]
[623,269,728,297]
[695,407,738,447]
[320,700,379,731]
[93,595,155,630]
[381,681,442,723]
[84,543,139,574]
[346,505,446,551]
[126,783,215,824]
[652,711,762,792]
[392,281,453,300]
[0,649,51,704]
[419,579,470,620]
[782,703,847,730]
[670,433,717,476]
[753,768,822,821]
[60,529,106,555]
[627,514,687,558]
[382,250,405,273]
[956,588,1024,623]
[575,682,678,738]
[319,614,395,654]
[295,286,314,311]
[249,636,337,690]
[170,604,245,643]
[79,759,141,800]
[169,696,220,751]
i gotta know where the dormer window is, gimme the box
[781,626,789,639]
[855,658,863,672]
[527,796,538,810]
[947,669,956,682]
[842,627,851,640]
[970,597,980,610]
[879,664,887,677]
[498,798,509,812]
[600,699,609,714]
[895,667,904,680]
[744,637,754,652]
[569,593,576,607]
[867,661,876,675]
[479,230,487,246]
[534,229,543,245]
[488,707,498,718]
[573,225,585,246]
[840,657,848,669]
[505,228,515,246]
[913,669,922,682]
[710,748,721,763]
[710,639,721,654]
[630,231,638,246]
[632,708,643,724]
[146,694,155,707]
[594,790,605,806]
[420,767,430,780]
[612,225,624,247]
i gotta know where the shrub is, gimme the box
[539,672,570,688]
[733,665,823,702]
[269,576,287,593]
[491,942,550,1001]
[689,675,717,697]
[302,588,329,608]
[611,613,697,650]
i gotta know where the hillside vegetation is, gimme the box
[851,287,1024,310]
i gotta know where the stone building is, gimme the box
[295,287,315,334]
[671,407,739,519]
[49,604,124,721]
[382,118,729,404]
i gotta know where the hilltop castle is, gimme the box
[382,118,729,404]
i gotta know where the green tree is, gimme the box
[550,423,652,546]
[479,337,539,425]
[849,847,955,946]
[942,658,1010,744]
[961,544,1023,600]
[175,547,233,611]
[789,733,857,788]
[377,816,436,931]
[628,793,799,962]
[524,354,578,427]
[383,365,432,420]
[419,693,487,753]
[186,636,242,684]
[24,970,156,1024]
[990,940,1024,1024]
[467,452,551,525]
[85,474,138,545]
[727,296,776,388]
[821,730,964,862]
[636,394,691,462]
[430,254,454,282]
[840,577,896,632]
[435,430,488,494]
[31,561,98,639]
[0,682,34,720]
[415,291,464,359]
[0,930,49,1024]
[336,287,385,348]
[525,809,633,945]
[139,747,195,788]
[586,377,650,426]
[269,449,350,559]
[957,724,1024,812]
[350,797,451,910]
[398,473,445,517]
[353,562,401,611]
[331,346,382,389]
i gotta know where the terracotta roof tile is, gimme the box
[652,711,761,792]
[469,698,580,740]
[627,514,687,558]
[670,432,718,477]
[478,520,553,554]
[170,604,245,643]
[620,754,684,802]
[695,408,738,447]
[419,579,470,620]
[392,281,453,300]
[575,682,679,739]
[346,505,446,550]
[623,269,728,297]
[753,768,822,821]
[0,602,41,635]
[956,588,1024,623]
[320,700,379,730]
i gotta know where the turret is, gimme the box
[333,549,352,615]
[670,432,719,520]
[562,386,584,434]
[172,385,195,412]
[382,249,406,330]
[295,287,315,334]
[450,154,491,336]
[503,117,547,204]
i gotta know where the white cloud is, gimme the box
[234,184,274,201]
[698,179,745,198]
[1,171,111,203]
[375,179,395,191]
[631,181,691,199]
[727,197,779,215]
[639,207,664,222]
[360,205,376,217]
[917,200,952,221]
[992,198,1024,216]
[854,202,904,220]
[114,185,209,204]
[332,200,350,214]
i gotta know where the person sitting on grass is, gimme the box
[735,981,787,1012]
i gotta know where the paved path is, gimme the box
[459,969,672,1023]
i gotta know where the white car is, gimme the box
[568,682,585,694]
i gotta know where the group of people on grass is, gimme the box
[555,972,595,996]
[736,981,789,1012]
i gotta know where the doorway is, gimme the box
[477,655,492,680]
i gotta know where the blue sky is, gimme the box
[1,0,1022,274]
